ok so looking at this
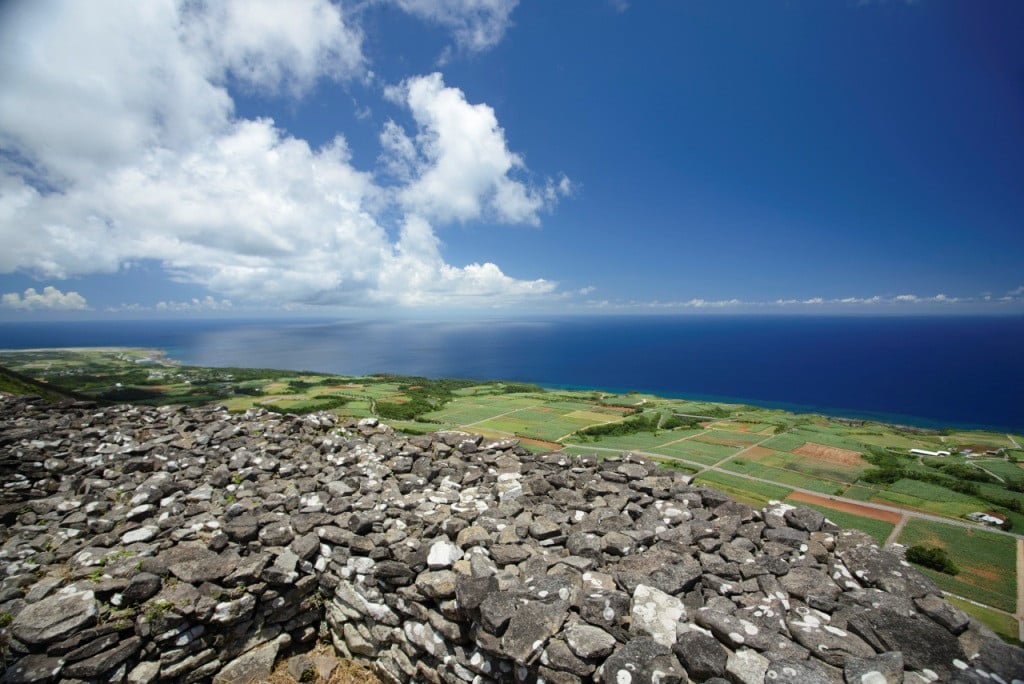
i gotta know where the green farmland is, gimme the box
[897,519,1018,613]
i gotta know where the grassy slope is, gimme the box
[0,365,88,403]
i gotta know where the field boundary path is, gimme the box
[884,514,910,548]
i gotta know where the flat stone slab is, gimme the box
[11,586,97,645]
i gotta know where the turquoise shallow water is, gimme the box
[2,315,1022,432]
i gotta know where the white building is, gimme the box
[909,448,951,457]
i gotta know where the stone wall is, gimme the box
[0,394,1021,683]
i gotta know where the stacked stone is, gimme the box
[0,394,1021,684]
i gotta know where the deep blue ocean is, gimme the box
[2,316,1022,433]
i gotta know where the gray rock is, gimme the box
[600,637,687,684]
[159,542,229,583]
[602,531,634,556]
[126,660,161,684]
[215,634,290,683]
[839,544,937,598]
[968,632,1024,684]
[122,572,162,605]
[403,620,447,659]
[502,600,570,665]
[779,565,842,601]
[765,658,840,683]
[784,506,826,532]
[564,622,617,660]
[529,516,562,540]
[416,569,457,599]
[914,593,970,635]
[673,630,728,681]
[62,636,143,679]
[566,531,603,558]
[490,544,531,565]
[542,639,595,678]
[847,608,965,679]
[455,574,498,614]
[630,584,686,648]
[211,593,256,624]
[223,514,259,543]
[787,612,876,668]
[480,591,520,634]
[726,648,770,684]
[763,526,809,547]
[455,525,491,548]
[374,560,415,586]
[842,652,904,684]
[258,520,295,546]
[11,586,97,644]
[2,653,63,684]
[580,589,631,633]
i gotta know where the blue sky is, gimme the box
[1,0,1022,318]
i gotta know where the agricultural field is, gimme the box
[647,439,741,466]
[720,457,846,495]
[873,479,992,519]
[897,519,1018,614]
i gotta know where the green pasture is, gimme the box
[694,430,763,447]
[972,459,1024,480]
[422,395,539,424]
[474,409,598,442]
[849,431,937,451]
[720,458,845,495]
[648,439,740,465]
[946,431,1018,449]
[742,447,866,483]
[897,519,1017,613]
[693,470,792,507]
[542,399,603,412]
[573,430,703,452]
[842,484,882,501]
[872,479,989,518]
[706,420,775,434]
[385,420,448,434]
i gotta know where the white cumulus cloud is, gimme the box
[394,0,518,53]
[0,1,561,310]
[2,286,88,311]
[383,72,570,226]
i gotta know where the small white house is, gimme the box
[909,448,951,457]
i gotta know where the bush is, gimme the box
[574,413,659,440]
[905,544,959,575]
[660,414,702,431]
[861,467,906,485]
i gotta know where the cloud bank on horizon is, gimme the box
[1,0,1022,316]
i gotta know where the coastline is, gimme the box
[1,315,1021,435]
[1,344,1020,434]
